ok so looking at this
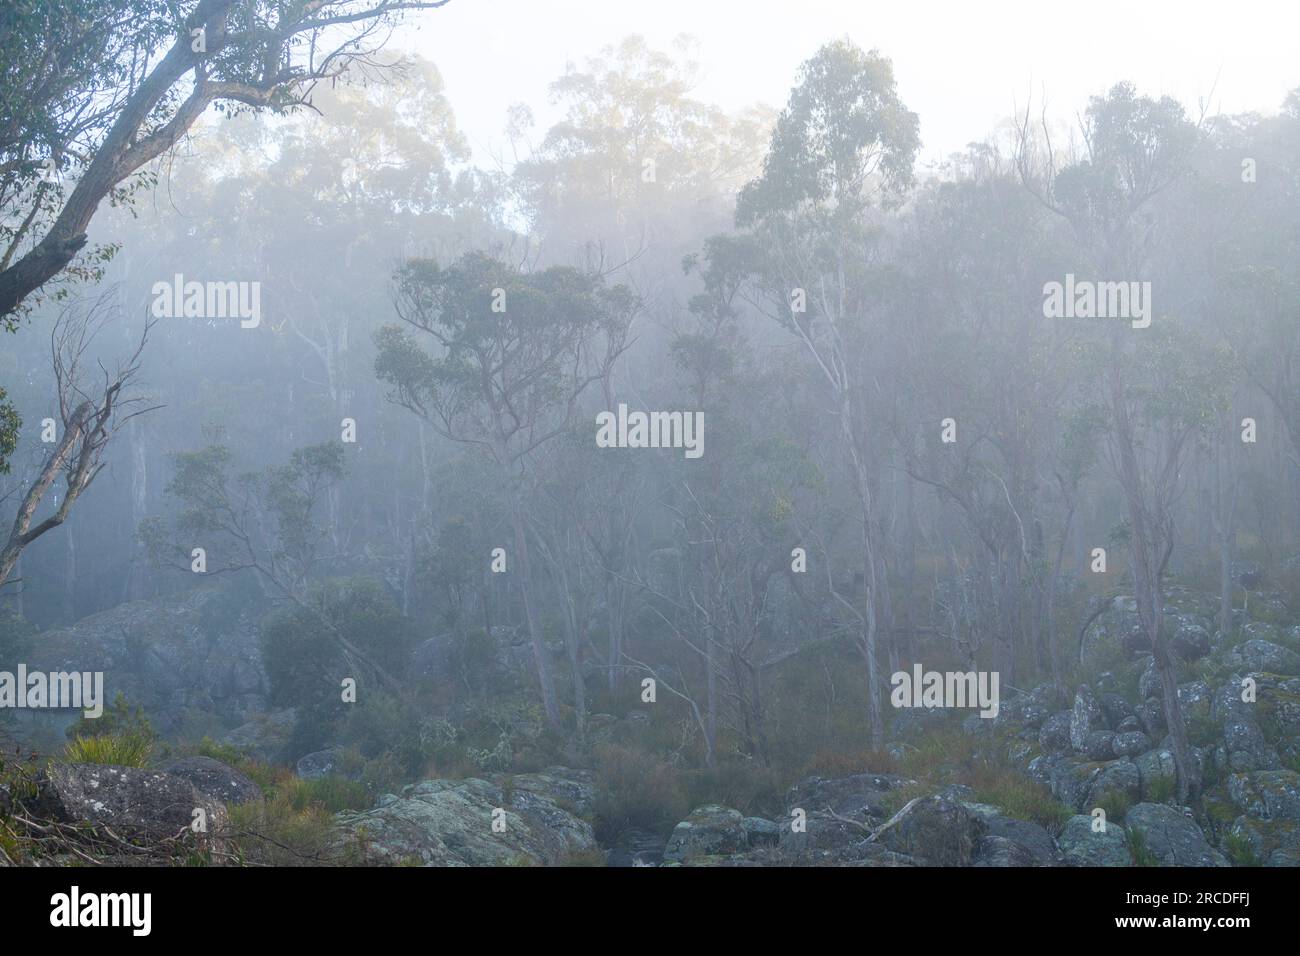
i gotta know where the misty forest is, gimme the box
[2,0,1300,870]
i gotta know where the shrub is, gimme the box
[592,744,689,843]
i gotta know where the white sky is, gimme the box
[399,0,1300,168]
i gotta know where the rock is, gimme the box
[500,767,595,818]
[1124,803,1227,866]
[1176,681,1212,722]
[663,805,749,863]
[1229,815,1300,867]
[1171,621,1212,661]
[742,816,781,848]
[295,748,341,780]
[1058,814,1132,866]
[784,772,909,821]
[1116,715,1140,733]
[217,708,295,763]
[1039,712,1072,753]
[1070,685,1105,751]
[878,795,985,866]
[1083,730,1116,760]
[1134,748,1178,800]
[1085,760,1141,811]
[13,586,267,746]
[1112,732,1151,758]
[1228,770,1300,823]
[1234,640,1300,676]
[335,775,596,866]
[962,802,1060,865]
[1099,694,1135,730]
[31,763,228,842]
[161,755,262,806]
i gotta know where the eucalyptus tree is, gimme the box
[1019,83,1208,800]
[375,252,637,731]
[730,39,919,749]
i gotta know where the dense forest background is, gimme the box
[2,11,1299,867]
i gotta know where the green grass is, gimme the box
[63,731,154,768]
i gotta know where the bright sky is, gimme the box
[399,0,1300,167]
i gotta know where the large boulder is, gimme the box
[663,805,750,863]
[1057,814,1132,866]
[1123,803,1227,866]
[963,802,1060,866]
[335,774,596,866]
[877,795,985,866]
[31,762,228,842]
[160,755,262,806]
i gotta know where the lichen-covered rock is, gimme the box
[663,805,749,863]
[1071,685,1105,751]
[1112,731,1151,758]
[1228,769,1300,823]
[161,755,262,806]
[1085,760,1140,811]
[1082,730,1116,760]
[1134,748,1178,800]
[1124,803,1227,866]
[878,795,985,866]
[1232,640,1300,676]
[31,762,229,842]
[335,775,596,866]
[1057,814,1132,866]
[1039,712,1072,753]
[1229,815,1300,866]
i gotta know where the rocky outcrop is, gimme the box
[13,587,267,747]
[335,770,597,866]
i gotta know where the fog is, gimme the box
[1,0,1298,879]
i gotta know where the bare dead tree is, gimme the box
[0,293,157,590]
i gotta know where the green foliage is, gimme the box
[0,387,18,474]
[737,39,919,226]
